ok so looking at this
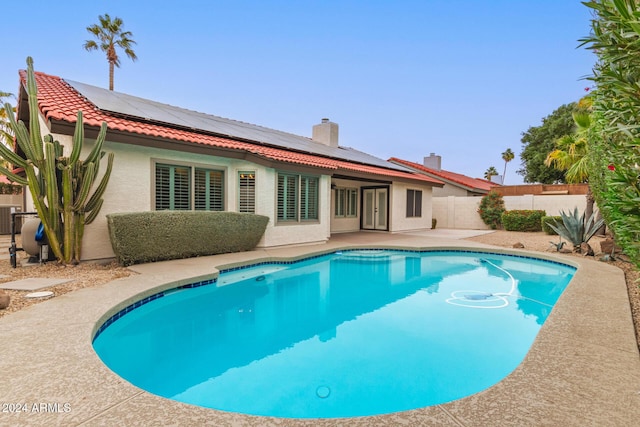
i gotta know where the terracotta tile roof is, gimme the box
[20,70,441,185]
[388,157,500,192]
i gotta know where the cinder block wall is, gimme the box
[432,195,589,229]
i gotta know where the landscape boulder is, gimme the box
[580,242,595,256]
[599,238,619,255]
[0,291,10,310]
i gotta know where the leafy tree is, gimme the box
[484,166,499,181]
[501,148,515,184]
[518,103,576,183]
[84,14,137,91]
[580,0,640,267]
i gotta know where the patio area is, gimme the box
[0,230,638,426]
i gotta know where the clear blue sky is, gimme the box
[3,0,595,184]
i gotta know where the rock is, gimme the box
[580,242,594,256]
[549,241,566,252]
[599,238,619,255]
[559,247,573,254]
[0,291,10,310]
[513,242,525,249]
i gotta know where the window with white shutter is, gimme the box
[155,163,224,211]
[195,169,224,211]
[155,164,191,210]
[335,187,357,218]
[238,171,256,213]
[276,173,319,223]
[277,174,298,221]
[300,176,319,220]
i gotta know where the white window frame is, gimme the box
[154,160,225,211]
[276,172,320,223]
[334,187,357,218]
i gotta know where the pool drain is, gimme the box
[316,386,331,398]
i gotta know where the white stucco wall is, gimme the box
[24,124,332,260]
[330,178,362,233]
[389,181,433,232]
[259,172,331,248]
[329,179,435,234]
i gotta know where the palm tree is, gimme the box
[501,148,515,184]
[484,166,499,181]
[84,14,137,91]
[544,111,589,183]
[545,98,596,221]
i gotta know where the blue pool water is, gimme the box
[93,250,575,418]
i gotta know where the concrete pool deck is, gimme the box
[0,231,639,426]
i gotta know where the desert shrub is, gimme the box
[107,211,269,266]
[541,216,562,235]
[501,210,546,232]
[478,191,505,229]
[547,207,605,252]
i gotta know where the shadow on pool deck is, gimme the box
[0,231,638,426]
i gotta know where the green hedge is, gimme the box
[0,182,22,195]
[501,210,546,232]
[541,216,562,235]
[107,211,269,266]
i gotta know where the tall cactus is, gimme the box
[0,57,114,264]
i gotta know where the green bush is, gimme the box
[501,210,546,232]
[541,216,562,235]
[478,191,505,229]
[582,0,640,268]
[431,218,437,229]
[107,211,269,266]
[0,182,22,195]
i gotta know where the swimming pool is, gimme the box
[93,249,575,418]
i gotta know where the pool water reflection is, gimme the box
[93,250,575,418]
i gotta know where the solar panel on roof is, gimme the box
[64,79,412,173]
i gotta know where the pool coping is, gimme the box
[1,232,639,426]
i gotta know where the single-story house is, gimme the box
[12,69,444,261]
[389,154,499,197]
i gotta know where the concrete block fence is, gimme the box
[432,194,588,230]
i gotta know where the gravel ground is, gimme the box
[0,251,132,319]
[0,231,638,350]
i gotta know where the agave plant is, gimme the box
[548,207,605,252]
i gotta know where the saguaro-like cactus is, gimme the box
[0,57,113,264]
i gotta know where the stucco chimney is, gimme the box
[423,153,441,171]
[312,118,339,147]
